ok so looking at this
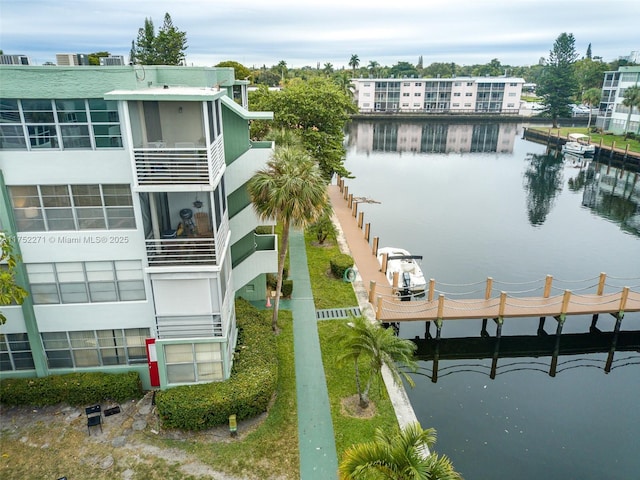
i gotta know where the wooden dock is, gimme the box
[523,127,640,167]
[329,179,640,326]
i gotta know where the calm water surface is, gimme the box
[344,121,640,480]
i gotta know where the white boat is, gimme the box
[377,247,426,295]
[562,133,595,156]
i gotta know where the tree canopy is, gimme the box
[249,77,357,179]
[247,146,328,331]
[339,422,462,480]
[215,60,251,80]
[132,13,187,65]
[537,32,579,127]
[1,234,28,325]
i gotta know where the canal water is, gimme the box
[343,121,640,480]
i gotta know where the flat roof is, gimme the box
[105,86,226,102]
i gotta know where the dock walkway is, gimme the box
[329,181,640,324]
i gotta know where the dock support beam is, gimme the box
[605,312,624,373]
[538,317,547,335]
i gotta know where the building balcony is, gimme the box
[145,236,216,267]
[134,139,225,189]
[232,233,277,290]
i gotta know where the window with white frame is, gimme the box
[0,98,122,150]
[9,184,135,231]
[26,260,145,305]
[165,342,223,384]
[41,328,149,369]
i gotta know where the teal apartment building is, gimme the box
[0,65,277,390]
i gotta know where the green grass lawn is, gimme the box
[304,230,401,456]
[529,126,640,153]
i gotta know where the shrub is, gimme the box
[154,298,278,430]
[0,371,142,407]
[330,253,354,279]
[281,279,294,297]
[255,225,273,235]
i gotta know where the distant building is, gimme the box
[351,76,525,114]
[99,55,126,66]
[596,66,640,134]
[0,54,31,65]
[0,65,276,390]
[618,50,640,64]
[56,53,90,66]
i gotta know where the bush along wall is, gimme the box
[0,371,143,407]
[154,298,278,430]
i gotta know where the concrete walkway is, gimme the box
[288,227,339,479]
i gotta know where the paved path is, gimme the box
[288,227,339,479]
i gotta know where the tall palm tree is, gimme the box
[368,60,380,78]
[339,422,463,480]
[349,54,360,75]
[621,84,640,134]
[247,146,328,332]
[581,87,601,129]
[336,316,417,408]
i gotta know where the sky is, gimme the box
[1,0,639,69]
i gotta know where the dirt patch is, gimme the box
[340,394,377,419]
[0,393,268,480]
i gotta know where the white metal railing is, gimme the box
[209,137,225,183]
[145,237,217,266]
[134,147,209,185]
[156,315,223,338]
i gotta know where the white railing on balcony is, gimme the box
[156,314,224,339]
[145,237,217,266]
[215,215,230,255]
[209,137,225,183]
[134,147,209,185]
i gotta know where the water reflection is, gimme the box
[349,121,518,154]
[412,329,640,382]
[580,162,640,236]
[522,152,564,226]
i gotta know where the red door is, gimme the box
[145,338,160,387]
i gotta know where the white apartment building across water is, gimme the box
[0,65,277,390]
[351,76,525,114]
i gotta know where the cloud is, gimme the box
[1,0,638,67]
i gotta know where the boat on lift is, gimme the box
[377,247,426,297]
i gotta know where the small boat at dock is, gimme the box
[377,247,426,296]
[562,133,595,157]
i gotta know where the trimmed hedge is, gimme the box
[0,371,143,407]
[154,298,278,430]
[330,253,354,279]
[281,279,294,297]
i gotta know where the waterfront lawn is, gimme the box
[529,126,640,153]
[304,230,400,455]
[304,229,362,309]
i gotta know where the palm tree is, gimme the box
[323,62,334,76]
[247,146,328,332]
[336,316,417,409]
[276,60,288,83]
[368,60,380,78]
[264,127,302,148]
[621,84,640,134]
[349,54,360,75]
[581,87,601,129]
[339,422,463,480]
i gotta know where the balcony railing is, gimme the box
[156,314,223,338]
[134,138,225,186]
[145,237,217,266]
[134,147,209,185]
